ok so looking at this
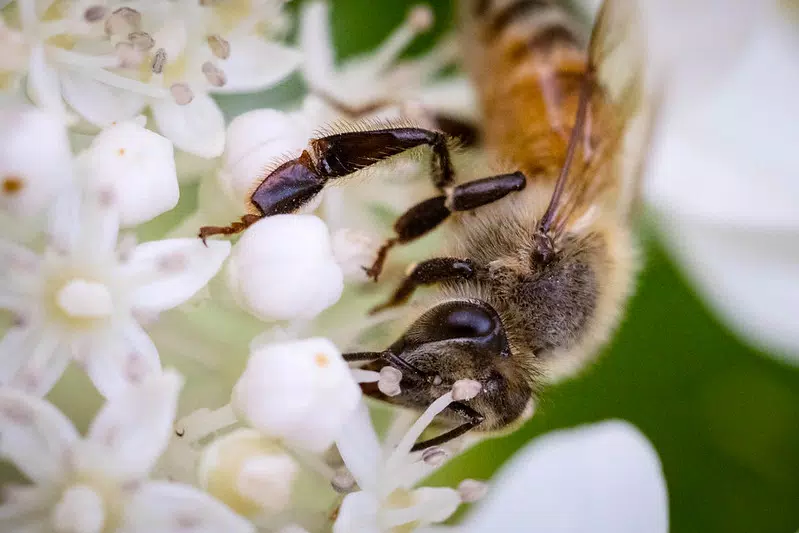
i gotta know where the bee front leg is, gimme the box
[365,171,526,280]
[369,257,479,315]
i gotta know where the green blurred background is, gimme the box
[295,1,799,532]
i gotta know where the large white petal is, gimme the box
[60,70,145,128]
[0,387,78,483]
[83,321,162,399]
[210,37,301,95]
[0,105,74,218]
[126,238,230,314]
[119,481,254,533]
[457,421,668,533]
[82,370,181,481]
[151,92,225,158]
[6,330,71,397]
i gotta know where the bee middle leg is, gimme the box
[365,170,526,280]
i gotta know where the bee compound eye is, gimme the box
[440,304,495,338]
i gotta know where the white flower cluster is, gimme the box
[10,0,796,530]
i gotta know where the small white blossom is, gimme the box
[80,120,179,227]
[0,189,230,397]
[232,337,361,453]
[333,382,482,533]
[198,428,299,518]
[0,105,73,240]
[0,371,255,533]
[454,421,668,533]
[225,215,344,322]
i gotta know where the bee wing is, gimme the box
[548,0,662,234]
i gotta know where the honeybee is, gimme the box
[200,0,658,450]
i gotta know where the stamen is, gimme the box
[115,42,143,68]
[105,7,142,36]
[331,468,356,493]
[201,61,227,87]
[207,35,231,59]
[458,479,488,503]
[366,4,434,75]
[377,366,402,397]
[170,83,194,105]
[386,391,454,473]
[129,31,155,51]
[421,446,447,467]
[83,5,108,23]
[151,48,167,74]
[175,404,237,443]
[351,369,380,383]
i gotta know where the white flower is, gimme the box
[639,0,799,363]
[232,337,361,453]
[198,428,299,518]
[0,370,254,533]
[0,104,73,241]
[332,381,485,533]
[452,421,669,533]
[0,189,230,397]
[3,0,301,156]
[225,215,344,323]
[81,119,179,227]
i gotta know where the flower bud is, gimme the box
[232,338,361,453]
[83,121,178,226]
[218,109,310,208]
[199,428,298,517]
[226,215,344,322]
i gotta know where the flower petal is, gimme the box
[26,46,68,122]
[299,1,336,84]
[82,370,182,480]
[0,239,41,312]
[333,491,381,533]
[458,421,668,533]
[0,387,78,483]
[6,329,70,397]
[119,481,254,533]
[335,402,381,493]
[151,92,225,158]
[60,70,145,128]
[210,37,301,94]
[0,105,73,218]
[126,238,230,314]
[83,321,162,399]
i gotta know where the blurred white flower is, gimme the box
[635,0,799,364]
[452,421,668,533]
[0,188,230,397]
[333,380,484,533]
[2,0,300,156]
[232,337,361,453]
[198,427,299,519]
[225,215,344,322]
[0,370,254,533]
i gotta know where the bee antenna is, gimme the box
[538,69,593,234]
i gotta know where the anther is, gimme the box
[408,5,434,32]
[105,7,141,36]
[151,48,167,74]
[451,379,482,401]
[83,5,107,23]
[170,83,194,105]
[377,366,403,397]
[421,446,448,467]
[115,42,142,68]
[458,479,488,502]
[331,468,356,493]
[129,31,155,51]
[201,61,227,87]
[207,34,231,59]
